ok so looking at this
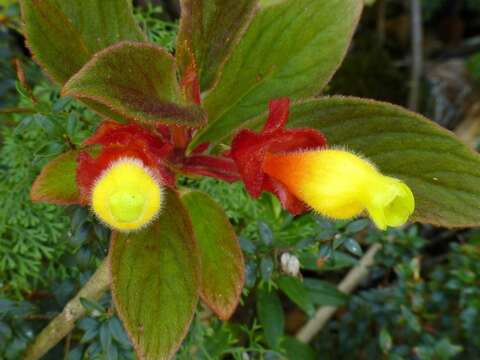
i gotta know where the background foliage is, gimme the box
[1,0,480,359]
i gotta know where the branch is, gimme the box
[295,243,383,343]
[407,0,423,111]
[24,259,110,360]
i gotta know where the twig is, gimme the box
[295,243,383,343]
[24,259,110,360]
[407,0,423,111]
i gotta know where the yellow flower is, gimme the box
[263,149,414,230]
[91,158,163,232]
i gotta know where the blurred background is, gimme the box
[1,1,480,359]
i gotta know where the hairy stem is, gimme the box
[24,259,110,360]
[295,243,383,343]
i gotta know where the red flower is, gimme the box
[230,98,327,215]
[77,121,175,204]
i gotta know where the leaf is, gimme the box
[343,238,363,256]
[282,96,480,227]
[256,287,284,349]
[302,278,347,306]
[180,190,244,320]
[110,190,199,360]
[176,0,258,90]
[283,336,316,360]
[63,42,207,127]
[277,276,314,316]
[20,0,146,84]
[30,150,80,205]
[189,0,363,150]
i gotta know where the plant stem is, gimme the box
[408,0,423,111]
[24,259,110,360]
[295,243,383,343]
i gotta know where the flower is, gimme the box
[77,121,174,231]
[230,98,327,214]
[230,98,415,230]
[263,149,415,230]
[91,158,163,231]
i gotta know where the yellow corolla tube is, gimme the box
[91,158,163,232]
[263,149,415,230]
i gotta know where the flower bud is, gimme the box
[91,158,163,232]
[263,149,414,230]
[280,253,301,277]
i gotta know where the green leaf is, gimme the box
[20,0,146,85]
[303,278,347,306]
[180,190,244,320]
[176,0,258,90]
[281,96,480,228]
[30,150,80,205]
[63,41,207,127]
[256,287,284,349]
[277,276,314,316]
[110,190,199,360]
[283,336,316,360]
[189,0,363,150]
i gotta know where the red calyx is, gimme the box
[230,98,327,215]
[77,121,176,204]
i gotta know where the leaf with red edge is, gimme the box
[230,99,326,214]
[189,0,363,150]
[31,150,80,205]
[180,190,244,320]
[110,189,199,360]
[20,0,146,85]
[63,42,207,127]
[177,0,258,90]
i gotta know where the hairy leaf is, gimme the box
[190,0,362,149]
[284,97,480,227]
[30,150,80,204]
[20,0,146,84]
[110,190,199,360]
[181,190,244,320]
[63,42,207,126]
[177,0,258,90]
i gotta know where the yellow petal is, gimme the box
[263,149,415,229]
[91,158,163,232]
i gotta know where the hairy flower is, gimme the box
[91,158,163,231]
[263,149,415,230]
[77,121,173,231]
[230,98,415,229]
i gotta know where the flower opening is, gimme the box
[263,149,414,230]
[91,158,163,232]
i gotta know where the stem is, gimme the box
[408,0,423,111]
[24,259,110,360]
[295,243,383,343]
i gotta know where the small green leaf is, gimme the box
[20,0,146,84]
[343,238,363,256]
[260,257,274,281]
[277,276,314,316]
[379,328,393,354]
[63,42,207,127]
[30,150,80,205]
[79,298,104,313]
[256,287,284,349]
[190,0,363,150]
[303,278,347,306]
[110,190,199,360]
[258,221,273,246]
[176,0,258,90]
[181,190,244,320]
[283,97,480,228]
[283,336,316,360]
